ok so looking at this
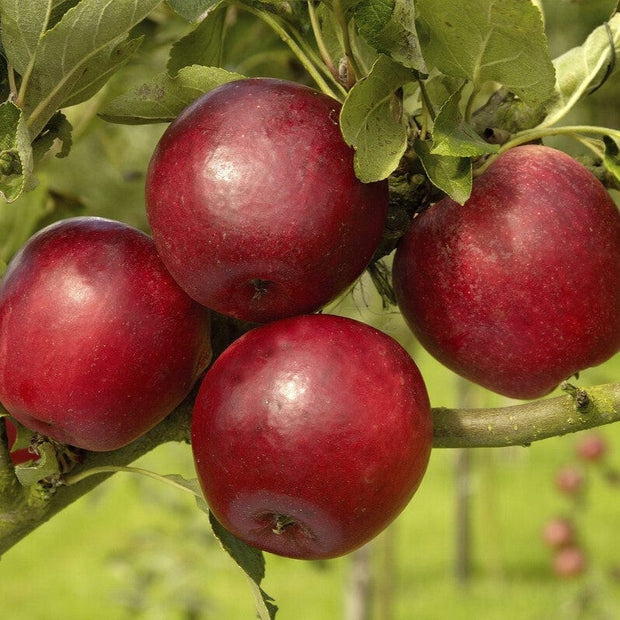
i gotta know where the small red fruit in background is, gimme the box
[393,145,620,400]
[555,465,585,497]
[553,546,587,578]
[191,314,433,560]
[542,516,576,549]
[146,78,389,324]
[576,433,607,463]
[0,217,212,452]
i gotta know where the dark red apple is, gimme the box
[191,314,432,559]
[393,145,620,400]
[0,217,212,451]
[145,78,388,324]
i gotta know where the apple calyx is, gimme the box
[271,514,297,535]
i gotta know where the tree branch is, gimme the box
[1,381,619,558]
[433,382,620,448]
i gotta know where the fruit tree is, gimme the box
[0,1,619,617]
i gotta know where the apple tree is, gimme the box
[0,1,619,617]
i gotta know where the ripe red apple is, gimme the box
[191,314,433,559]
[145,77,388,324]
[576,433,607,463]
[393,145,620,399]
[0,217,212,451]
[542,516,576,549]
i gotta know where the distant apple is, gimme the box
[191,314,433,559]
[146,77,388,324]
[553,546,587,578]
[555,466,584,497]
[393,145,620,399]
[0,217,212,451]
[542,516,576,549]
[576,433,607,463]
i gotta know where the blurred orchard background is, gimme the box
[1,1,619,618]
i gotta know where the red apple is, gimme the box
[145,77,388,324]
[393,145,620,399]
[542,516,576,549]
[576,433,607,463]
[0,217,212,451]
[191,314,433,559]
[553,546,587,578]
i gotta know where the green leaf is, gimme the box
[432,89,499,157]
[209,512,278,620]
[99,65,245,124]
[416,0,556,107]
[21,0,161,138]
[0,177,52,262]
[32,111,73,163]
[14,442,60,486]
[355,0,427,72]
[545,13,620,127]
[0,0,55,75]
[166,0,223,22]
[0,101,34,203]
[603,135,620,184]
[167,7,227,75]
[414,138,472,204]
[61,36,144,108]
[340,55,416,182]
[5,418,33,453]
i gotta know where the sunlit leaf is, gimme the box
[414,138,472,204]
[416,0,555,106]
[168,7,227,75]
[0,0,54,75]
[21,0,160,138]
[432,89,498,157]
[0,101,34,203]
[355,0,427,72]
[100,65,245,124]
[340,54,416,182]
[14,442,60,486]
[545,13,620,126]
[209,512,278,620]
[166,0,225,22]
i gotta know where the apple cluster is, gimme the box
[1,77,619,560]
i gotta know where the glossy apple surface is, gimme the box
[393,145,620,400]
[191,314,432,559]
[0,217,212,451]
[146,78,388,324]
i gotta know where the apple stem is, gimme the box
[562,382,591,411]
